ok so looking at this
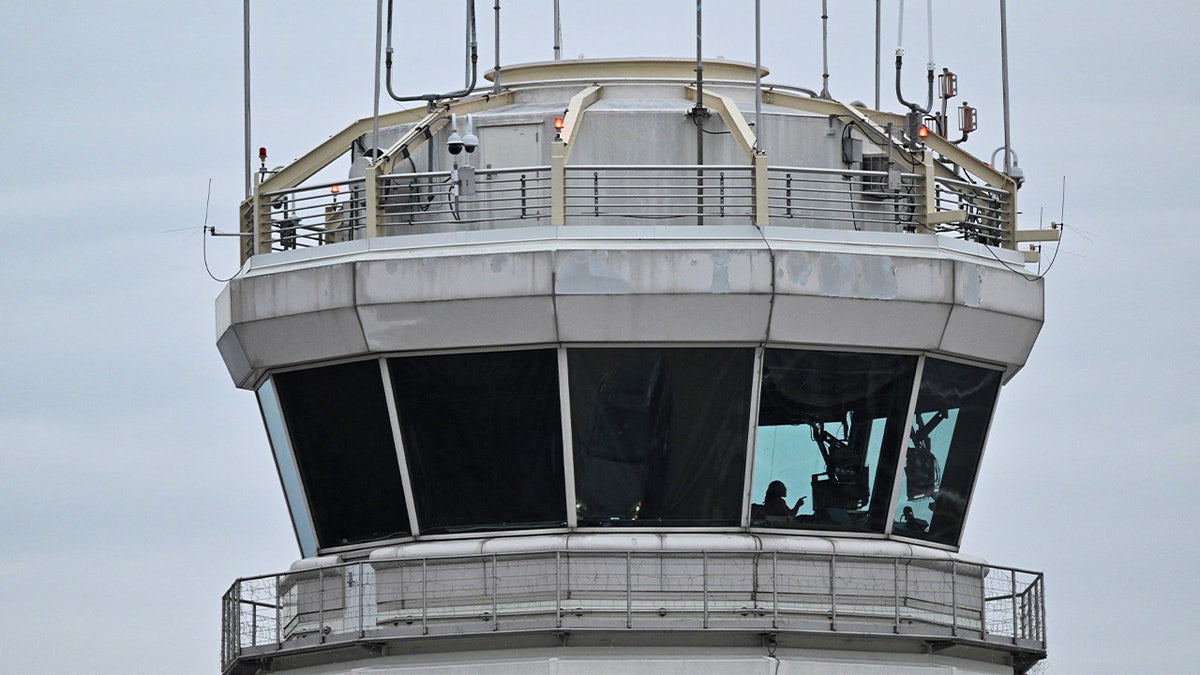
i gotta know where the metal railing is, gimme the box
[377,166,552,231]
[243,164,1013,259]
[222,549,1045,672]
[565,165,755,224]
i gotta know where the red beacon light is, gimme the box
[917,125,930,140]
[258,146,267,162]
[553,116,565,140]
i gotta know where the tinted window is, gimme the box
[752,350,916,532]
[257,378,318,557]
[892,358,1001,546]
[389,350,566,534]
[274,360,411,548]
[569,348,754,527]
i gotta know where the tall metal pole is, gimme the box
[820,0,830,98]
[493,0,501,92]
[695,0,704,223]
[874,0,881,109]
[754,0,762,152]
[243,0,251,198]
[1000,0,1012,172]
[372,0,383,155]
[553,0,562,60]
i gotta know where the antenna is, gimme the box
[819,0,831,99]
[553,0,562,60]
[386,0,479,103]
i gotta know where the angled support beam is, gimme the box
[1015,228,1061,243]
[559,85,603,160]
[377,92,519,173]
[684,85,758,161]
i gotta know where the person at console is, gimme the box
[764,480,806,521]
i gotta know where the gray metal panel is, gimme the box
[358,296,558,352]
[233,307,369,368]
[357,250,555,304]
[771,250,954,303]
[553,247,771,296]
[555,294,772,343]
[769,296,950,350]
[229,263,357,323]
[939,305,1043,367]
[216,326,253,387]
[954,262,1045,321]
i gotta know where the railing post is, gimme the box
[718,172,726,217]
[1011,571,1018,645]
[254,190,273,256]
[753,153,769,226]
[365,162,380,239]
[421,558,428,635]
[702,552,709,629]
[893,557,900,633]
[829,555,837,631]
[275,579,282,647]
[1039,574,1047,644]
[980,563,989,638]
[491,553,499,632]
[950,559,958,637]
[317,567,326,643]
[239,197,255,265]
[555,551,563,629]
[520,174,528,219]
[625,552,633,629]
[551,140,566,225]
[920,150,936,233]
[1002,175,1019,248]
[357,561,365,639]
[771,551,778,629]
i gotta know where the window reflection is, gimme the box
[274,360,411,548]
[569,348,753,527]
[752,350,916,532]
[389,349,566,534]
[892,358,1001,546]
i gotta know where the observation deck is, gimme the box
[219,58,1047,673]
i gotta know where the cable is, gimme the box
[979,224,1065,282]
[200,179,241,283]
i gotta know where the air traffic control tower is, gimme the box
[218,6,1051,673]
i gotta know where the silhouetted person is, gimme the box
[897,505,929,534]
[764,480,805,519]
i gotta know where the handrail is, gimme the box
[221,548,1045,673]
[242,163,1012,259]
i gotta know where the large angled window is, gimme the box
[569,347,754,527]
[273,360,411,548]
[257,378,318,558]
[752,349,916,532]
[389,349,566,534]
[892,358,1001,546]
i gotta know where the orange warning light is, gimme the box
[917,125,930,139]
[554,116,564,131]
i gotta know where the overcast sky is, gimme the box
[1,1,1197,673]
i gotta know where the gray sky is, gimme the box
[1,1,1197,673]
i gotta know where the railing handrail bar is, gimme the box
[226,548,1039,587]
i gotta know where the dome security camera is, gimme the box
[447,113,464,155]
